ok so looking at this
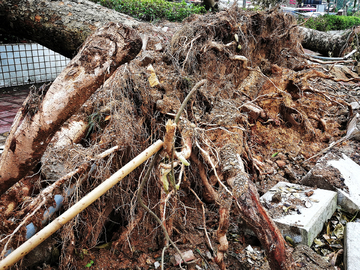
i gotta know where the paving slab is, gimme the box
[260,182,337,246]
[344,222,360,270]
[0,86,30,135]
[301,152,360,214]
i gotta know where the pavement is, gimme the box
[0,85,31,145]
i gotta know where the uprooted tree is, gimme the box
[0,3,356,270]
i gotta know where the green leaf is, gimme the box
[85,260,94,267]
[271,152,279,158]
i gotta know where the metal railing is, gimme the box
[0,43,70,88]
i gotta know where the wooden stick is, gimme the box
[0,140,163,270]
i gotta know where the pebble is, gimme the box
[276,160,286,168]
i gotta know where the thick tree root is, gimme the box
[220,144,295,270]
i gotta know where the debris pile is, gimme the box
[1,7,360,270]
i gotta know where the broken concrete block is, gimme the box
[344,222,360,270]
[301,152,360,214]
[261,182,337,246]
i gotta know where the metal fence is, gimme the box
[0,43,70,88]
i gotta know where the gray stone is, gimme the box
[350,101,360,110]
[261,182,337,246]
[155,42,163,51]
[301,152,360,214]
[344,222,360,270]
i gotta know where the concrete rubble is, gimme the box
[260,182,337,246]
[301,152,360,214]
[344,222,360,270]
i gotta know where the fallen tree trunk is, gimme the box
[298,26,356,57]
[0,0,140,58]
[0,22,142,196]
[0,0,356,59]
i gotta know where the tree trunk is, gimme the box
[0,22,142,196]
[0,0,356,59]
[298,26,355,57]
[0,0,140,58]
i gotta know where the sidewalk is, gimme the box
[0,85,31,145]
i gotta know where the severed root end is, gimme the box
[163,119,176,157]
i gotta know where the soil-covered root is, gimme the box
[0,7,356,270]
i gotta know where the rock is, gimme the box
[155,42,163,51]
[350,101,360,110]
[301,152,360,214]
[276,160,286,168]
[271,191,282,203]
[344,222,360,270]
[205,250,213,260]
[284,165,297,182]
[261,182,337,246]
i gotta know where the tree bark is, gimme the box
[0,22,142,196]
[0,0,140,58]
[219,144,295,270]
[298,26,355,57]
[0,0,355,59]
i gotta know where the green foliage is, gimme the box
[86,112,104,138]
[85,260,94,267]
[97,0,206,22]
[304,15,360,31]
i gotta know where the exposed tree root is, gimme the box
[220,144,295,270]
[1,8,356,270]
[214,192,232,270]
[190,152,218,203]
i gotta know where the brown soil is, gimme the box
[1,7,359,270]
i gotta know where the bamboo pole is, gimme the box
[0,140,163,269]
